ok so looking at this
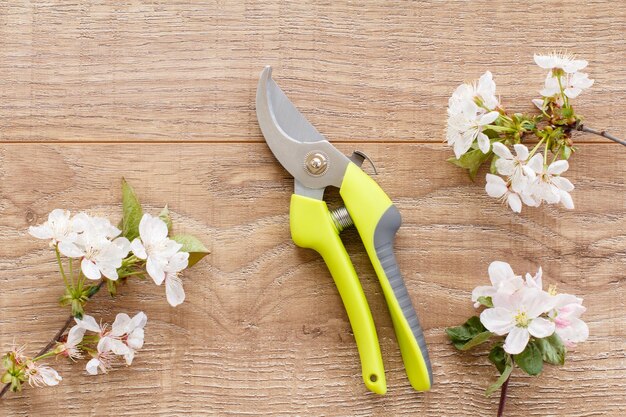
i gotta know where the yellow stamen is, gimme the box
[548,284,558,296]
[514,311,529,328]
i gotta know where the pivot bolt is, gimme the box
[304,151,329,176]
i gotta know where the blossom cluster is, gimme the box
[446,53,595,212]
[447,261,588,395]
[1,180,209,398]
[474,261,588,354]
[29,210,190,308]
[2,312,146,391]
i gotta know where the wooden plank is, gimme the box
[0,143,623,416]
[0,1,624,143]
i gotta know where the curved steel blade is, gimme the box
[255,66,350,190]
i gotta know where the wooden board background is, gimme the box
[0,1,624,416]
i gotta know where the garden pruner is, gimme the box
[255,66,432,394]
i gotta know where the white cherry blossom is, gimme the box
[98,312,147,365]
[472,261,523,308]
[28,209,81,256]
[480,287,555,354]
[448,71,499,116]
[56,324,86,360]
[130,214,182,285]
[534,53,588,73]
[524,267,543,290]
[448,111,499,158]
[528,158,575,209]
[25,362,62,387]
[485,174,524,213]
[70,214,130,280]
[86,351,114,375]
[492,143,538,193]
[540,72,594,99]
[75,314,102,333]
[163,252,189,307]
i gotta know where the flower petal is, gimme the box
[528,317,555,338]
[67,325,87,346]
[492,142,513,159]
[76,315,101,333]
[81,258,101,280]
[513,144,529,160]
[488,261,515,286]
[28,225,53,240]
[503,326,530,354]
[147,256,166,285]
[166,274,186,307]
[58,241,84,258]
[527,154,544,173]
[552,176,574,192]
[479,111,499,126]
[480,307,514,335]
[507,192,522,213]
[471,285,497,303]
[559,190,575,209]
[534,54,555,69]
[86,358,101,375]
[523,288,553,317]
[111,313,131,336]
[124,350,135,366]
[477,132,490,154]
[547,160,569,175]
[99,263,119,281]
[485,174,507,198]
[557,317,589,344]
[130,238,147,259]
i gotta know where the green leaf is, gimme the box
[121,178,143,241]
[446,316,488,349]
[486,354,513,396]
[85,284,102,298]
[482,128,500,139]
[2,354,12,370]
[514,341,543,376]
[447,149,492,181]
[488,344,508,374]
[477,296,493,308]
[489,155,499,174]
[459,331,493,351]
[159,205,172,232]
[172,234,210,268]
[1,371,11,384]
[561,145,572,160]
[535,333,565,366]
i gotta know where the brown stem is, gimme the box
[577,123,626,146]
[0,280,105,399]
[497,374,511,417]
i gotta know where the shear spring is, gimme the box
[330,206,354,232]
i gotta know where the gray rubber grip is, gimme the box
[374,205,433,385]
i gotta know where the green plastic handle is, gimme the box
[290,194,387,394]
[339,162,433,391]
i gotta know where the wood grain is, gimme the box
[0,1,624,143]
[0,1,625,416]
[0,144,624,416]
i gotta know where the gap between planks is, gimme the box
[0,140,619,145]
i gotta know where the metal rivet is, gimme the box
[304,151,329,176]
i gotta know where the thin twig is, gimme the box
[497,375,511,417]
[0,280,105,399]
[577,123,626,146]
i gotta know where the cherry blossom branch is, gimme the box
[577,123,626,146]
[0,280,105,399]
[497,375,511,417]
